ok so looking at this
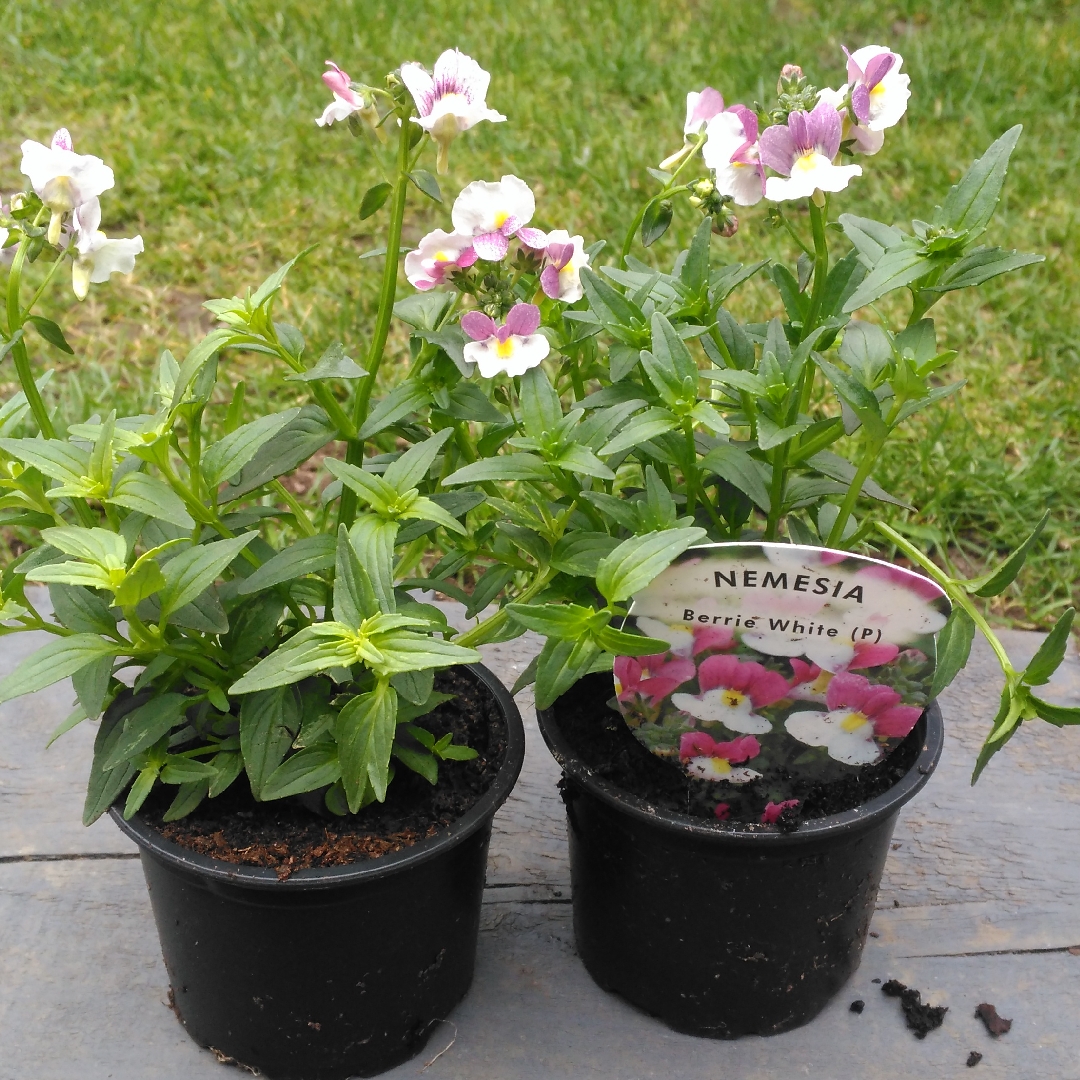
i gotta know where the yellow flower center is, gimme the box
[494,210,510,228]
[495,338,516,358]
[433,250,449,262]
[713,757,732,774]
[870,83,887,101]
[721,689,747,709]
[840,710,870,733]
[791,150,822,174]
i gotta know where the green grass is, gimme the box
[0,0,1077,624]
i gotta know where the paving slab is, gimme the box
[2,594,1080,1077]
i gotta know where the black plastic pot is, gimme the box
[537,679,943,1039]
[112,663,524,1080]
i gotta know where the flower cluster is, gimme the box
[17,129,143,300]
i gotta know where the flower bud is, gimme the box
[714,210,739,238]
[777,64,804,94]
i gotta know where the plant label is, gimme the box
[614,543,950,815]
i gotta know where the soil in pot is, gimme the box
[138,667,504,878]
[557,672,922,827]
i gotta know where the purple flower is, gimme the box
[845,45,910,131]
[451,175,543,261]
[460,303,550,378]
[759,100,862,202]
[399,49,506,173]
[702,105,765,206]
[535,229,590,303]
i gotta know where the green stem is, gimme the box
[825,438,883,547]
[803,198,831,338]
[271,479,316,537]
[454,568,556,649]
[763,444,789,541]
[6,236,55,439]
[681,418,698,517]
[21,253,66,318]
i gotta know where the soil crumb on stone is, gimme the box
[967,1051,983,1067]
[140,668,506,877]
[882,979,948,1038]
[975,1002,1012,1036]
[850,1000,865,1014]
[551,673,922,825]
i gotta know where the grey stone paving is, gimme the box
[2,591,1079,1078]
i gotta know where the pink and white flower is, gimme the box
[404,229,477,291]
[316,61,376,129]
[400,49,506,173]
[785,672,923,765]
[461,302,550,377]
[702,105,765,206]
[844,46,911,133]
[634,617,735,658]
[21,129,115,245]
[762,799,799,824]
[679,731,761,783]
[451,175,545,261]
[817,86,884,155]
[660,87,725,170]
[613,653,696,704]
[70,198,143,301]
[671,654,789,735]
[759,100,863,202]
[534,230,590,303]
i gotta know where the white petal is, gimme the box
[19,141,65,191]
[74,197,101,242]
[87,235,143,282]
[866,71,911,131]
[847,123,885,155]
[317,96,359,127]
[766,157,861,201]
[713,160,763,206]
[802,640,856,674]
[817,85,849,109]
[784,710,834,748]
[672,690,773,734]
[635,616,694,655]
[825,728,883,765]
[701,111,747,170]
[399,61,434,114]
[500,333,550,377]
[452,175,534,237]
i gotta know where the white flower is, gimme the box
[817,86,886,156]
[71,198,143,301]
[460,303,549,378]
[759,101,862,202]
[845,46,911,132]
[451,175,541,261]
[400,49,506,173]
[537,230,589,303]
[702,106,765,206]
[404,229,478,291]
[686,758,761,782]
[21,129,114,245]
[316,61,379,130]
[660,87,724,170]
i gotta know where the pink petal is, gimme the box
[472,231,509,261]
[689,86,725,127]
[714,802,731,821]
[851,82,871,124]
[860,684,903,717]
[746,668,792,709]
[848,642,900,670]
[51,128,73,152]
[825,671,873,711]
[697,653,741,693]
[762,799,799,824]
[515,227,549,249]
[716,734,760,764]
[540,263,562,299]
[863,51,896,90]
[726,104,758,144]
[461,311,497,341]
[546,241,575,269]
[806,100,843,158]
[871,704,922,738]
[789,658,819,686]
[456,246,478,268]
[613,655,641,689]
[692,625,735,655]
[504,302,541,337]
[680,731,720,760]
[843,45,864,85]
[758,123,796,175]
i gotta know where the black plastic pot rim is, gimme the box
[111,662,524,892]
[537,695,944,849]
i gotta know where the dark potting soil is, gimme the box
[552,672,922,828]
[975,1002,1012,1036]
[882,979,948,1038]
[138,667,505,878]
[967,1051,983,1067]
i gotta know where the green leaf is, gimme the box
[124,765,160,819]
[842,246,928,313]
[208,750,244,797]
[534,636,602,710]
[608,343,642,382]
[1024,608,1074,687]
[261,744,341,800]
[46,704,87,749]
[160,756,218,784]
[681,216,712,295]
[599,407,678,457]
[551,443,615,480]
[0,634,120,705]
[223,594,284,664]
[236,534,336,595]
[816,357,888,440]
[41,526,125,567]
[222,405,337,499]
[102,693,190,771]
[358,379,432,439]
[1030,696,1080,728]
[436,380,505,423]
[162,780,210,820]
[506,602,598,639]
[390,668,434,706]
[250,248,312,308]
[936,125,1022,239]
[83,697,139,824]
[0,437,89,484]
[519,366,564,441]
[443,453,552,485]
[159,534,255,620]
[170,327,236,410]
[383,427,453,492]
[107,472,195,529]
[349,514,398,612]
[359,182,392,219]
[72,654,114,719]
[595,527,706,604]
[699,444,772,511]
[839,321,892,386]
[229,625,354,694]
[337,683,398,809]
[25,315,74,354]
[464,563,515,618]
[48,583,117,635]
[641,199,673,247]
[551,532,620,577]
[929,606,975,699]
[408,169,442,202]
[284,342,367,382]
[334,524,378,627]
[405,495,469,534]
[838,215,906,266]
[756,415,812,451]
[324,459,397,512]
[923,246,1043,293]
[650,311,698,389]
[393,292,454,332]
[972,509,1050,597]
[241,685,302,799]
[579,266,645,338]
[202,409,300,486]
[365,630,480,676]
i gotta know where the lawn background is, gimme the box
[0,0,1076,626]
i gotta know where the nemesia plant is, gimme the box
[0,44,1075,836]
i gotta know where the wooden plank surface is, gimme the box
[2,594,1080,1077]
